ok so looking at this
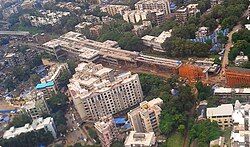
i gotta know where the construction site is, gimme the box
[32,31,183,76]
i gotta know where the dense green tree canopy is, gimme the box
[189,120,221,144]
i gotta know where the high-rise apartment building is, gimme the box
[94,115,118,147]
[21,92,50,120]
[128,98,163,133]
[135,0,171,15]
[68,62,143,121]
[175,6,188,23]
[101,5,130,16]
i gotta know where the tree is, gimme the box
[52,110,67,134]
[172,24,197,39]
[3,77,16,91]
[0,129,54,147]
[12,66,30,82]
[197,0,211,13]
[47,92,68,113]
[217,33,228,45]
[9,114,32,128]
[67,59,77,74]
[232,29,250,43]
[195,81,213,100]
[57,69,71,88]
[29,74,41,85]
[189,120,221,144]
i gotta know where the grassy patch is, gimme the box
[166,133,184,147]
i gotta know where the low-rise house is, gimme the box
[3,117,57,139]
[196,27,209,38]
[124,131,156,147]
[235,55,249,66]
[187,4,200,16]
[211,0,223,8]
[207,104,233,129]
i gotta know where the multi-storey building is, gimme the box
[175,6,188,23]
[123,10,153,24]
[210,0,223,8]
[128,98,163,133]
[132,21,152,37]
[124,131,156,147]
[142,30,172,52]
[41,31,182,74]
[230,100,250,146]
[135,0,171,15]
[214,87,250,99]
[35,81,57,99]
[75,22,93,34]
[3,117,57,139]
[40,63,69,87]
[225,67,250,87]
[94,115,118,147]
[207,104,233,129]
[101,5,130,16]
[68,62,143,121]
[21,92,50,120]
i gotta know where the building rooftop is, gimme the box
[124,131,155,146]
[3,117,53,139]
[207,104,233,117]
[68,62,138,99]
[214,87,250,94]
[35,81,55,90]
[226,67,250,74]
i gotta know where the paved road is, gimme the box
[220,24,242,76]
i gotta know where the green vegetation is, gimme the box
[51,110,67,134]
[111,141,124,147]
[139,73,170,101]
[162,38,211,58]
[165,133,184,147]
[0,129,54,147]
[57,69,71,88]
[98,20,144,51]
[229,29,250,68]
[189,120,221,145]
[46,92,68,134]
[47,92,68,113]
[201,0,249,30]
[139,74,197,138]
[195,81,213,100]
[8,114,32,128]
